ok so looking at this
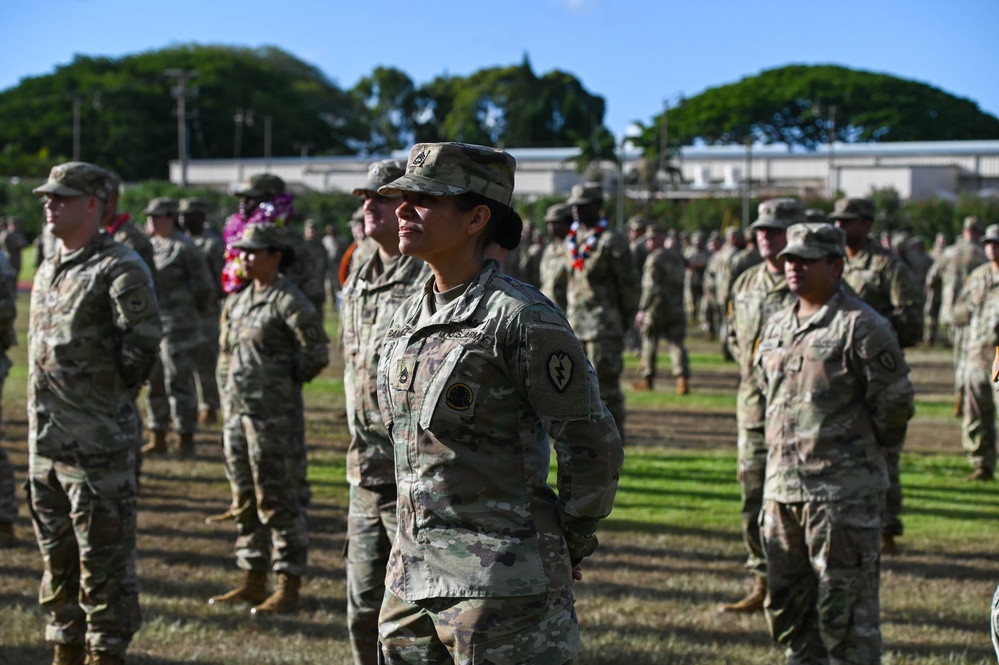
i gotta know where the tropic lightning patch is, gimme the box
[548,352,573,392]
[526,322,590,420]
[877,350,898,372]
[445,383,474,411]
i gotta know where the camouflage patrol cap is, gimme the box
[964,216,985,233]
[724,227,743,240]
[353,159,406,197]
[982,224,999,244]
[143,197,179,216]
[749,198,806,231]
[627,215,651,231]
[543,202,572,223]
[33,162,114,200]
[647,223,668,237]
[805,208,827,223]
[304,218,319,232]
[565,183,604,206]
[232,223,288,251]
[179,197,210,214]
[778,222,847,260]
[378,143,516,207]
[891,230,911,248]
[827,197,875,221]
[234,173,286,198]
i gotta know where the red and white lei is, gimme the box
[567,218,609,271]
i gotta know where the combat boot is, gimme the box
[953,392,963,418]
[52,644,86,665]
[630,377,653,391]
[676,376,690,396]
[251,573,301,615]
[967,468,994,482]
[0,521,15,549]
[881,532,898,556]
[198,407,218,426]
[208,570,269,606]
[141,430,168,456]
[85,650,124,665]
[177,433,195,459]
[720,576,766,613]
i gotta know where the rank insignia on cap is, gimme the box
[548,351,573,392]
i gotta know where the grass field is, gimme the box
[1,287,997,664]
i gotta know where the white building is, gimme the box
[170,140,999,202]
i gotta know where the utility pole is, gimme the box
[72,97,81,161]
[164,68,198,187]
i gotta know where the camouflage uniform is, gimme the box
[635,242,689,382]
[729,242,762,285]
[0,250,18,530]
[565,185,640,440]
[376,260,623,665]
[145,200,214,439]
[304,220,331,320]
[955,251,999,477]
[110,220,155,272]
[683,234,711,323]
[752,224,914,665]
[217,224,329,581]
[538,203,572,313]
[701,230,741,341]
[185,207,226,418]
[841,238,922,349]
[28,162,163,659]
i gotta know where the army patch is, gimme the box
[445,383,474,411]
[124,291,151,315]
[303,325,323,342]
[548,352,573,392]
[877,350,898,372]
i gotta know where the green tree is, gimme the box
[349,66,419,155]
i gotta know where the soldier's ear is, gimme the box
[467,204,491,237]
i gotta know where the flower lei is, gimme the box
[567,218,609,271]
[221,193,295,294]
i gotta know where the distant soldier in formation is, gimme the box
[953,223,999,481]
[303,219,330,320]
[752,222,914,665]
[104,172,155,273]
[625,216,652,354]
[721,198,803,613]
[142,197,214,458]
[29,162,163,665]
[925,216,986,415]
[565,183,640,442]
[631,223,690,394]
[702,227,745,343]
[829,197,921,554]
[893,231,933,297]
[179,197,226,425]
[0,217,27,282]
[538,202,572,313]
[683,230,710,324]
[0,246,17,549]
[210,223,329,616]
[340,159,429,665]
[729,231,762,284]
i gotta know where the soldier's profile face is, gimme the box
[986,242,999,262]
[757,228,787,260]
[363,193,401,247]
[43,194,88,238]
[833,217,868,245]
[395,192,471,263]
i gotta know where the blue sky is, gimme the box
[2,0,997,140]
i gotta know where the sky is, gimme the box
[1,0,998,141]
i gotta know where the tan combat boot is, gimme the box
[208,570,270,606]
[251,573,301,615]
[141,430,168,456]
[720,576,766,613]
[630,377,653,391]
[953,392,963,418]
[86,651,124,665]
[198,408,218,426]
[0,521,15,549]
[52,644,86,665]
[177,433,195,459]
[676,376,690,395]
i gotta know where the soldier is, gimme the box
[702,227,745,343]
[29,162,163,665]
[538,202,572,313]
[103,173,155,273]
[829,197,921,553]
[141,197,214,459]
[752,223,914,665]
[303,219,330,320]
[210,223,329,615]
[0,248,17,548]
[730,231,763,284]
[179,197,226,425]
[0,217,27,282]
[925,216,986,414]
[340,159,429,665]
[631,224,690,394]
[720,198,803,613]
[954,224,999,481]
[625,215,652,354]
[564,182,640,441]
[683,230,711,324]
[375,142,623,665]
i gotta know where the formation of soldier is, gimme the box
[1,151,995,665]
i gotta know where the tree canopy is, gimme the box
[630,64,999,167]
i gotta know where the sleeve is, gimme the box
[853,317,915,456]
[109,262,163,388]
[285,294,330,383]
[612,235,641,327]
[186,244,215,315]
[0,258,16,350]
[923,259,942,343]
[514,306,624,563]
[888,259,923,347]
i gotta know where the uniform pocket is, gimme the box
[470,605,579,665]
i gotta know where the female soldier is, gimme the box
[209,223,329,615]
[375,143,624,665]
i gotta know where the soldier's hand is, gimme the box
[572,563,583,582]
[634,311,645,328]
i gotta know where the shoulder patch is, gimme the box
[877,349,898,372]
[548,351,573,392]
[526,322,591,421]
